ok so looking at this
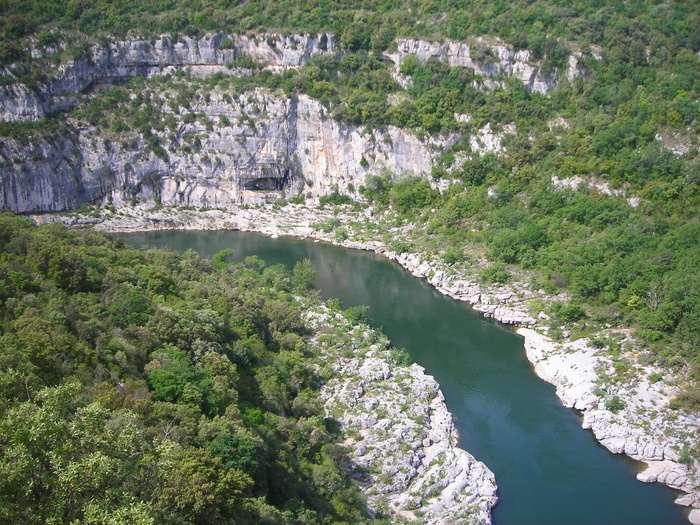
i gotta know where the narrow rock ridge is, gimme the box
[304,305,498,524]
[37,201,699,521]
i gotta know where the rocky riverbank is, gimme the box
[304,305,498,523]
[35,201,700,522]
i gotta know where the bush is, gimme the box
[343,305,371,326]
[551,301,586,323]
[604,395,625,413]
[391,240,413,254]
[389,347,411,366]
[480,262,510,284]
[334,228,348,242]
[638,329,664,343]
[360,174,393,205]
[648,372,663,383]
[319,191,352,206]
[442,247,465,265]
[388,177,440,216]
[669,388,700,411]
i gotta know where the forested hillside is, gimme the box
[0,3,699,401]
[0,0,700,520]
[0,214,372,524]
[1,0,698,58]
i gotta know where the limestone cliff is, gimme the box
[385,37,583,94]
[0,89,455,212]
[1,33,338,123]
[1,32,572,123]
[0,32,580,214]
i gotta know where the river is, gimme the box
[121,229,688,525]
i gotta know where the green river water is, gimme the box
[122,230,689,525]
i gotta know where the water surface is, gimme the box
[122,230,688,525]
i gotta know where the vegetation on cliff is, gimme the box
[0,0,698,60]
[0,0,699,405]
[0,214,372,524]
[357,169,700,397]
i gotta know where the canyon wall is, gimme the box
[0,33,577,213]
[0,89,456,212]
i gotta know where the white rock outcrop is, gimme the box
[0,89,457,213]
[385,37,583,94]
[306,307,498,524]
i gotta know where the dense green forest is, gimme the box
[0,0,699,382]
[0,0,698,57]
[0,2,698,391]
[0,0,699,520]
[0,214,372,524]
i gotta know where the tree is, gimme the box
[153,445,252,524]
[292,258,317,294]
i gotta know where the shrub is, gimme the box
[605,395,625,413]
[442,247,464,265]
[648,372,663,383]
[551,301,586,323]
[389,347,411,366]
[391,240,413,254]
[343,305,371,326]
[480,262,510,284]
[389,177,440,216]
[319,191,352,206]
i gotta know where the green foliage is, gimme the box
[360,174,393,205]
[391,240,413,254]
[389,347,411,366]
[550,301,587,323]
[442,247,466,265]
[211,248,233,270]
[343,305,372,326]
[670,388,700,411]
[489,222,549,267]
[389,176,440,216]
[319,190,353,206]
[605,395,625,414]
[106,283,153,328]
[292,258,317,294]
[311,217,341,233]
[0,0,696,65]
[0,216,368,524]
[480,262,510,284]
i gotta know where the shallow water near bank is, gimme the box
[121,229,688,525]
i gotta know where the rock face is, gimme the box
[385,37,583,94]
[0,84,45,121]
[0,31,581,214]
[305,306,498,524]
[1,33,338,123]
[0,89,455,212]
[1,33,572,124]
